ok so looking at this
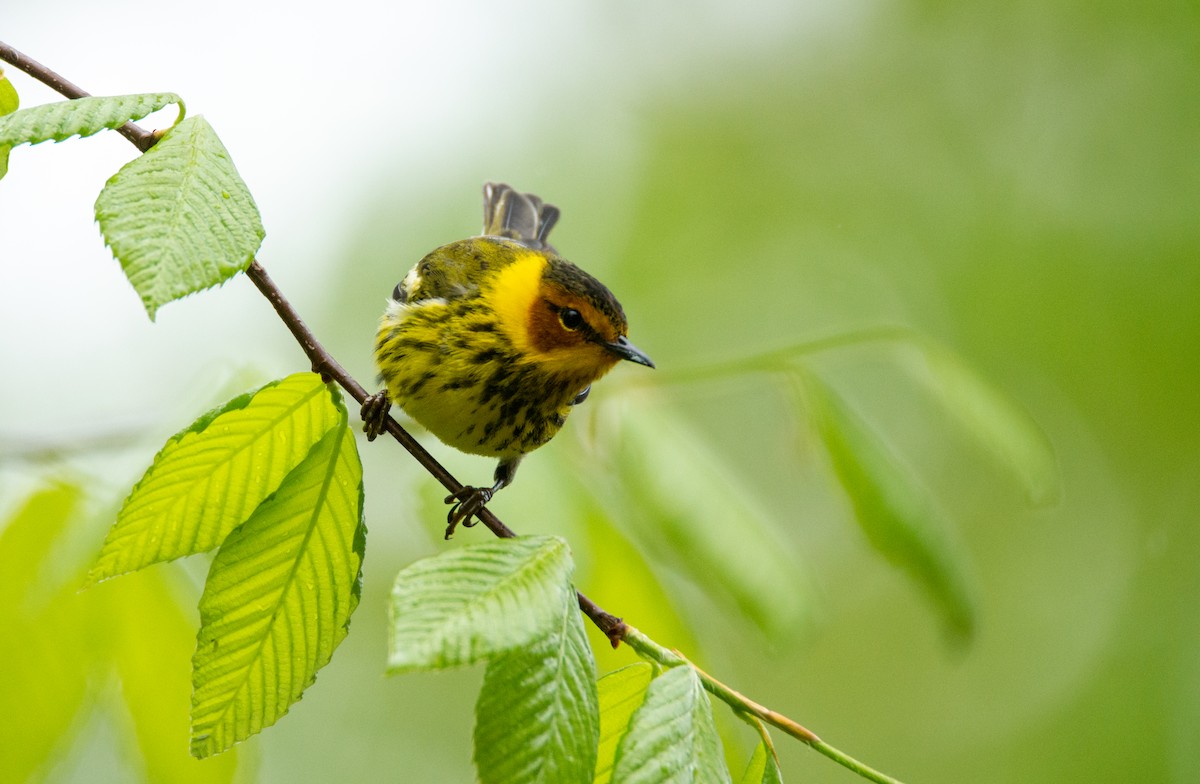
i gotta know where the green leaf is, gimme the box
[474,598,599,784]
[189,410,365,758]
[388,536,575,673]
[613,401,811,638]
[594,664,654,784]
[611,665,731,784]
[0,68,19,116]
[0,92,182,147]
[88,373,342,584]
[0,70,14,180]
[805,373,976,638]
[913,344,1060,506]
[94,114,264,319]
[738,741,783,784]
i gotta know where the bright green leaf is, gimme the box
[913,344,1061,506]
[88,373,342,585]
[0,71,14,179]
[611,665,731,784]
[0,92,181,147]
[94,114,263,319]
[474,598,599,784]
[0,69,19,116]
[190,411,365,758]
[594,664,654,784]
[738,741,783,784]
[388,536,574,673]
[805,373,976,638]
[613,401,811,638]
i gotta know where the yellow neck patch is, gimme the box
[487,249,549,358]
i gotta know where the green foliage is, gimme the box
[594,664,654,784]
[474,598,599,784]
[94,114,263,319]
[390,537,603,783]
[804,372,976,638]
[611,665,731,784]
[84,371,364,757]
[609,402,811,638]
[0,483,239,782]
[907,344,1060,506]
[0,484,90,783]
[190,417,365,757]
[388,536,575,672]
[738,742,783,784]
[89,372,344,584]
[0,91,181,147]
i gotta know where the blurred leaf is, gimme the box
[190,410,365,758]
[611,665,731,784]
[912,344,1061,506]
[0,481,79,609]
[0,92,182,147]
[611,400,810,638]
[804,373,976,638]
[0,484,91,784]
[88,373,342,585]
[99,569,240,782]
[738,741,782,784]
[594,663,653,784]
[94,114,263,319]
[579,505,699,663]
[474,598,599,784]
[388,536,575,673]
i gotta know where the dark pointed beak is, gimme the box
[604,335,655,368]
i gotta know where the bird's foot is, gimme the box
[443,486,494,539]
[361,391,392,441]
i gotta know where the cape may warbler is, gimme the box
[363,183,654,536]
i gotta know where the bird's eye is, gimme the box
[559,308,584,331]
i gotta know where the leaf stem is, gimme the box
[0,39,907,784]
[621,625,907,784]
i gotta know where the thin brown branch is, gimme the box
[0,41,156,152]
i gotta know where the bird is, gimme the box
[362,182,654,537]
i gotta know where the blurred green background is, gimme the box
[2,1,1198,782]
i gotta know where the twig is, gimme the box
[0,41,155,152]
[623,626,906,784]
[0,40,903,784]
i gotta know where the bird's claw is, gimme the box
[361,392,391,441]
[444,486,493,539]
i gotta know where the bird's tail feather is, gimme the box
[482,182,559,250]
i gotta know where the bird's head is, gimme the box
[485,242,654,381]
